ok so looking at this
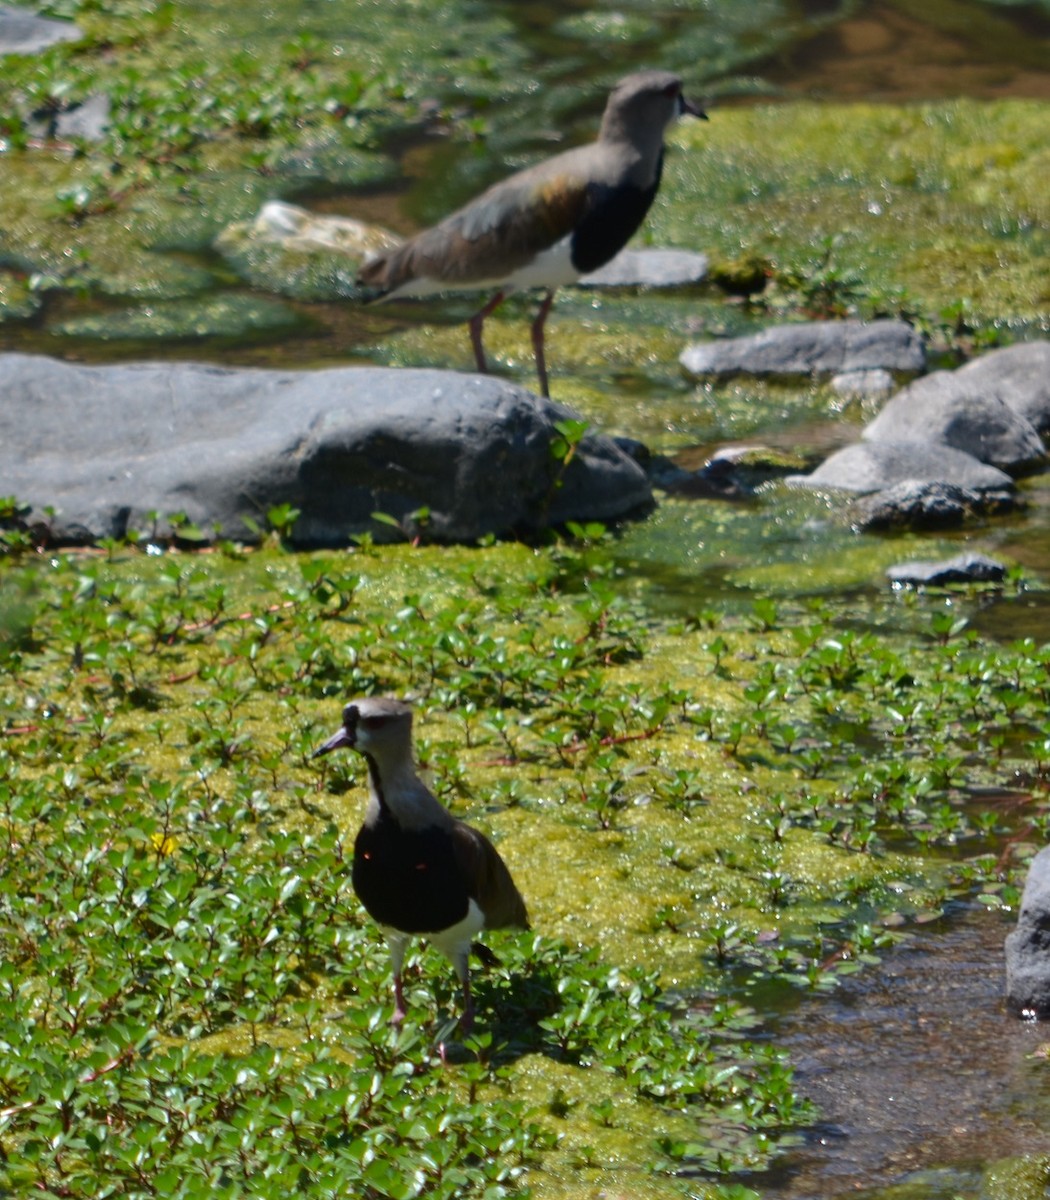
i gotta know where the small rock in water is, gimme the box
[576,247,708,288]
[680,319,925,380]
[854,480,1018,531]
[886,552,1006,587]
[0,3,81,55]
[1005,845,1050,1018]
[830,368,895,401]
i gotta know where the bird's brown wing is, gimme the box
[450,821,529,930]
[359,156,594,292]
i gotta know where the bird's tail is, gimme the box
[471,941,502,969]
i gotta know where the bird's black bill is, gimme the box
[313,726,354,758]
[681,95,708,120]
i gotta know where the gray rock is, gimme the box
[853,480,1017,530]
[885,551,1006,587]
[952,341,1050,434]
[786,439,1014,496]
[680,319,925,380]
[576,248,708,288]
[0,4,80,55]
[0,354,651,547]
[864,370,1046,473]
[1005,845,1050,1018]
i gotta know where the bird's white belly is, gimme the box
[424,899,486,960]
[386,234,579,299]
[502,235,580,290]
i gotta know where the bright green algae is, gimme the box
[659,98,1050,326]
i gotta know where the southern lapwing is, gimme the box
[314,697,528,1032]
[358,70,705,397]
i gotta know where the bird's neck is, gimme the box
[598,114,669,185]
[363,749,450,831]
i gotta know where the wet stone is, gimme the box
[885,551,1006,587]
[1005,844,1050,1018]
[830,368,895,401]
[951,341,1050,435]
[853,480,1019,531]
[575,247,709,288]
[786,439,1014,496]
[680,319,925,380]
[865,368,1046,474]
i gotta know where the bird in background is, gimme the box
[314,697,528,1033]
[358,70,705,398]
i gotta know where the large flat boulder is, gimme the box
[0,355,651,546]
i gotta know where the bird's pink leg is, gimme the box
[459,976,475,1035]
[392,973,407,1025]
[388,936,409,1024]
[531,289,556,398]
[468,291,506,374]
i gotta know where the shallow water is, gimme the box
[759,902,1050,1198]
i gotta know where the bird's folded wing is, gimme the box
[451,822,530,930]
[366,168,593,290]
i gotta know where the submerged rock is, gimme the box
[214,201,401,302]
[53,295,303,342]
[1005,845,1050,1018]
[0,270,40,321]
[662,444,807,498]
[0,353,650,547]
[886,552,1006,587]
[680,319,925,380]
[25,93,110,142]
[830,368,895,401]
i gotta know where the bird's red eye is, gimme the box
[663,82,680,97]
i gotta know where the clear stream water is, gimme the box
[762,903,1050,1197]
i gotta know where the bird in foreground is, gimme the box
[314,697,529,1032]
[357,70,705,398]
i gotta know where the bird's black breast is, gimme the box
[570,154,663,275]
[353,812,471,934]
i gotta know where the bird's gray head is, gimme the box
[601,70,706,145]
[313,697,414,759]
